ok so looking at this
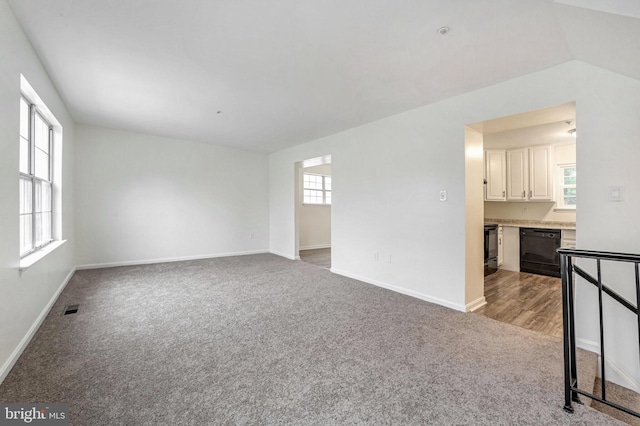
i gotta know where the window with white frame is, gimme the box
[557,164,576,209]
[303,173,331,205]
[20,95,54,257]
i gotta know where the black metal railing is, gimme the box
[559,248,640,418]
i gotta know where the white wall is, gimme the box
[0,0,76,383]
[299,164,331,250]
[269,60,640,389]
[573,65,640,391]
[74,125,269,267]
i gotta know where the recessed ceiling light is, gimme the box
[438,26,450,36]
[216,111,222,114]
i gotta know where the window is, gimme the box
[20,96,54,257]
[303,173,331,205]
[557,164,576,209]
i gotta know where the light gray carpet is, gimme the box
[0,254,624,425]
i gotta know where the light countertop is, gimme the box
[485,218,576,230]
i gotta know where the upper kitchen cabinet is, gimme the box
[485,149,506,201]
[528,145,553,201]
[506,148,528,201]
[506,145,553,202]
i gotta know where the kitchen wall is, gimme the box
[0,0,76,383]
[269,60,640,390]
[74,124,269,267]
[299,164,331,250]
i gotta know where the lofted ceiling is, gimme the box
[7,0,640,152]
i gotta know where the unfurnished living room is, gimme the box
[2,1,640,425]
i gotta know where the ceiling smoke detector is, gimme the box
[438,26,450,36]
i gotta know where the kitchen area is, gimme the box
[473,103,577,338]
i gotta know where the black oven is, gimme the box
[484,224,498,276]
[520,228,561,277]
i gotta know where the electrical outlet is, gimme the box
[439,190,447,202]
[609,186,624,202]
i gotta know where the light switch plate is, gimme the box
[439,190,447,202]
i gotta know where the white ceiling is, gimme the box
[467,102,576,134]
[483,120,577,149]
[7,0,640,152]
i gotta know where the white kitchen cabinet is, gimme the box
[528,145,553,201]
[505,145,553,202]
[497,226,504,266]
[484,150,507,201]
[506,148,528,201]
[500,226,520,272]
[562,229,576,248]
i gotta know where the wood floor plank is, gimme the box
[475,269,563,338]
[299,248,331,269]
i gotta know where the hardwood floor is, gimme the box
[474,269,563,338]
[299,248,331,269]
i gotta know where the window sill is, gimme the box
[554,207,576,212]
[20,240,67,272]
[302,203,331,207]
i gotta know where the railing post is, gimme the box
[567,255,580,404]
[597,259,606,401]
[561,253,575,412]
[557,248,640,419]
[635,263,640,390]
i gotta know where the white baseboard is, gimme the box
[299,244,331,250]
[574,338,640,394]
[0,266,76,385]
[76,249,269,270]
[605,359,640,393]
[576,338,600,355]
[269,250,297,260]
[330,268,467,312]
[465,296,487,312]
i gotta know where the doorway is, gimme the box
[296,155,332,269]
[466,102,577,338]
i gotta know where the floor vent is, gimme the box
[63,304,79,315]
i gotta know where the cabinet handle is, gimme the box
[522,191,525,198]
[502,190,505,197]
[529,190,532,198]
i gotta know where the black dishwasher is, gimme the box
[520,228,561,277]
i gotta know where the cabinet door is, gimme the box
[485,150,506,201]
[529,145,553,201]
[561,229,576,248]
[507,149,527,200]
[498,226,504,266]
[501,226,520,272]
